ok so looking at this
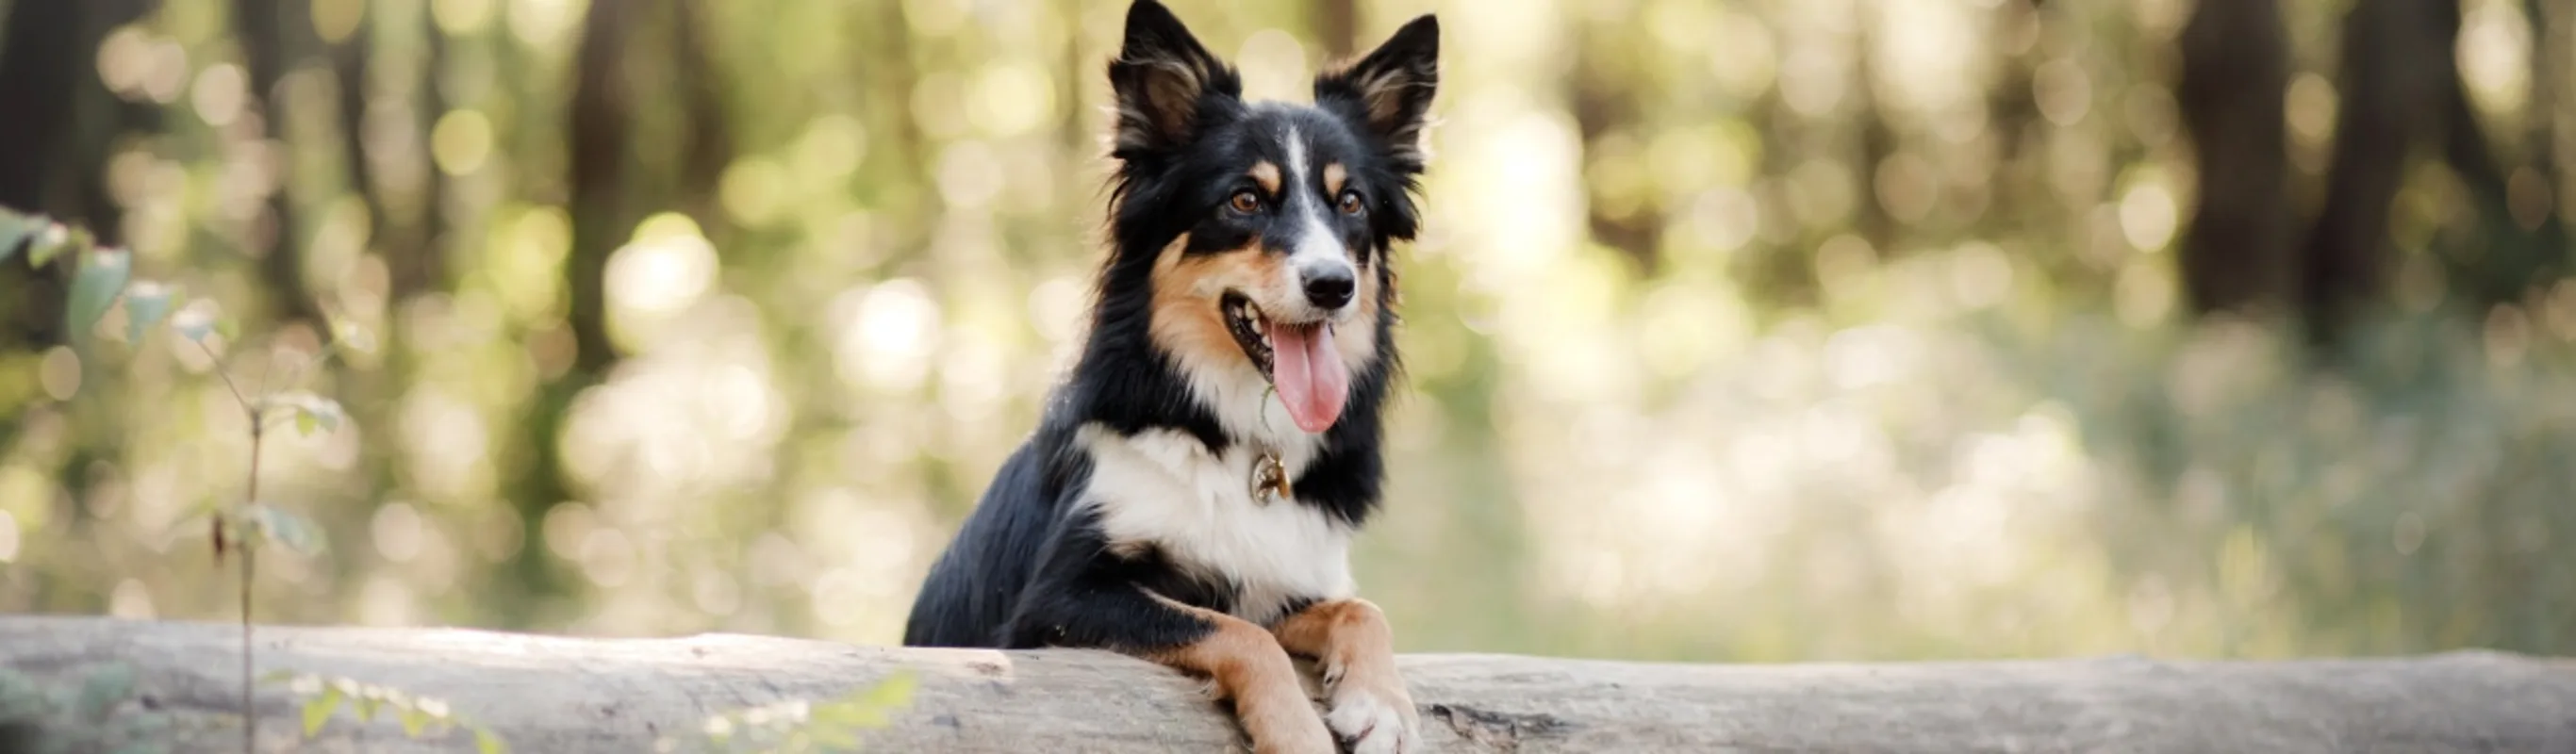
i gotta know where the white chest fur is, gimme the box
[1076,424,1356,624]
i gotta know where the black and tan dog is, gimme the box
[902,2,1438,752]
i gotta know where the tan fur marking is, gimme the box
[1273,598,1417,747]
[1322,163,1346,197]
[1334,263,1384,369]
[1148,594,1334,754]
[1272,598,1396,685]
[1362,70,1409,128]
[1250,161,1282,196]
[1323,63,1412,134]
[1150,234,1290,374]
[1139,60,1207,140]
[1321,60,1430,161]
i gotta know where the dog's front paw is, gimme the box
[1324,671,1418,754]
[1260,711,1340,754]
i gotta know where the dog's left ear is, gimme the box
[1315,15,1439,170]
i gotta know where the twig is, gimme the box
[240,416,262,754]
[272,345,344,399]
[240,526,255,754]
[202,333,264,754]
[196,339,253,415]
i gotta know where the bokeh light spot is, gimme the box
[189,63,245,127]
[430,109,494,175]
[312,0,366,42]
[432,0,496,34]
[38,348,81,401]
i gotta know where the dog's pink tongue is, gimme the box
[1267,321,1348,434]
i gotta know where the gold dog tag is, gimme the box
[1251,451,1291,504]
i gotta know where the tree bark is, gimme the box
[1,617,2572,753]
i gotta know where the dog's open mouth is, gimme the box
[1221,291,1349,434]
[1222,292,1275,377]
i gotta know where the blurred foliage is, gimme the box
[656,671,916,754]
[0,0,2572,680]
[0,663,177,754]
[272,671,508,753]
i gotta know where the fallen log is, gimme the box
[0,615,2570,752]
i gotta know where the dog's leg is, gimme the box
[1009,578,1331,753]
[1273,598,1418,754]
[1149,595,1337,754]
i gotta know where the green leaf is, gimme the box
[76,664,136,723]
[398,707,427,737]
[240,502,327,556]
[302,686,344,737]
[63,245,129,350]
[475,727,508,754]
[353,695,381,723]
[860,673,916,711]
[332,320,377,354]
[25,221,74,267]
[170,301,217,342]
[268,391,345,436]
[0,210,38,266]
[122,281,176,344]
[809,724,860,749]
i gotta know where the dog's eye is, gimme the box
[1228,190,1263,215]
[1337,190,1365,216]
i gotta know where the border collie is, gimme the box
[902,2,1439,752]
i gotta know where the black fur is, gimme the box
[904,0,1436,651]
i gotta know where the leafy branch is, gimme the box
[10,205,354,753]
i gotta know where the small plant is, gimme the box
[8,206,363,752]
[653,673,917,754]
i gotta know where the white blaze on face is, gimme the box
[1268,126,1355,434]
[1281,127,1352,290]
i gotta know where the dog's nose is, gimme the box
[1302,266,1355,310]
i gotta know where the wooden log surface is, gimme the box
[2,615,2572,752]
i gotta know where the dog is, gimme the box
[901,2,1439,752]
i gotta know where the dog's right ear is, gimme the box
[1109,0,1239,155]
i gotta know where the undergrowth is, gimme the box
[4,207,913,752]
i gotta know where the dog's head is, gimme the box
[1103,0,1438,436]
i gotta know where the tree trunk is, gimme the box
[231,0,331,334]
[3,617,2573,753]
[2297,0,2470,339]
[1313,0,1359,59]
[489,0,645,628]
[2174,0,2294,316]
[1567,21,1660,270]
